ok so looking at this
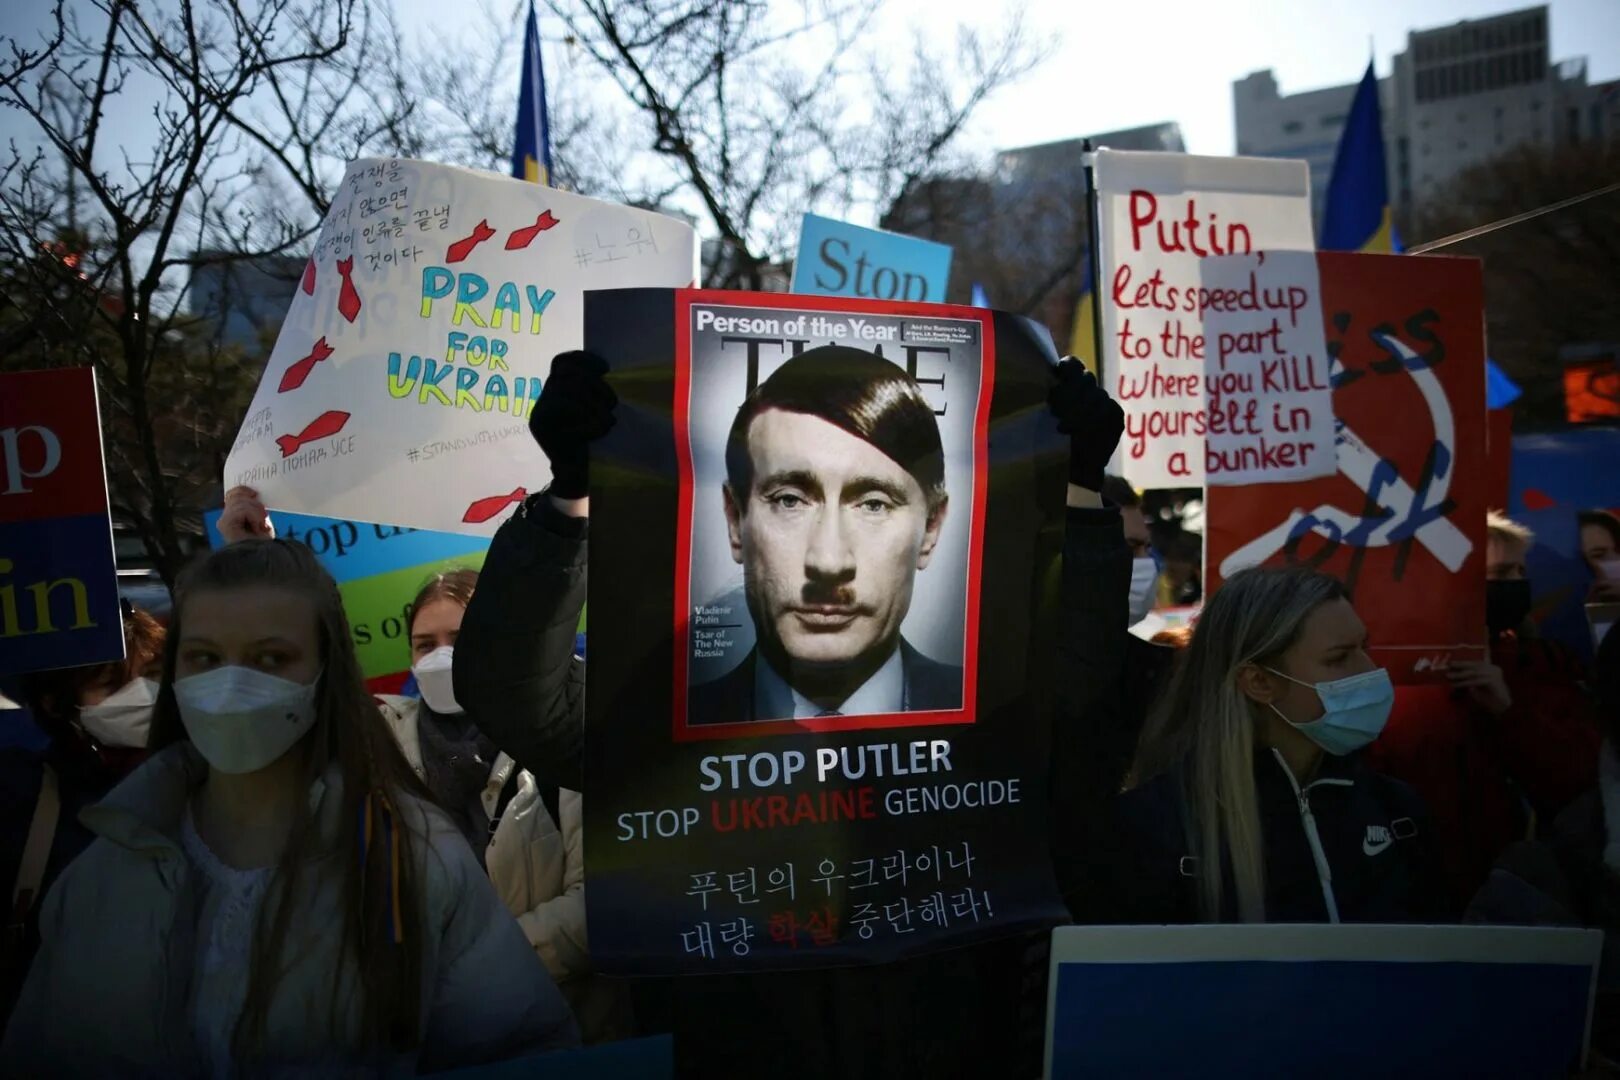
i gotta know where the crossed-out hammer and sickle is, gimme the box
[1219,331,1474,577]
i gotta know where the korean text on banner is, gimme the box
[0,368,124,675]
[1093,150,1318,488]
[223,159,699,536]
[581,288,1068,974]
[791,214,953,303]
[1206,252,1488,683]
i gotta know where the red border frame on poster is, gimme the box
[669,289,996,742]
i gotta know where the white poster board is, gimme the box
[224,159,699,534]
[1093,150,1320,488]
[1198,250,1334,485]
[1045,924,1601,1079]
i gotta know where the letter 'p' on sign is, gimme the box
[0,367,125,676]
[1,425,62,495]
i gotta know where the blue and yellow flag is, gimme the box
[1067,260,1097,375]
[1323,60,1522,404]
[512,2,553,185]
[1321,61,1392,252]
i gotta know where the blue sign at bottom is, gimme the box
[1046,925,1598,1078]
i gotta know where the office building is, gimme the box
[1233,5,1615,229]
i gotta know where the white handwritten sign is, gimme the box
[1197,251,1332,485]
[1093,150,1318,488]
[224,159,699,534]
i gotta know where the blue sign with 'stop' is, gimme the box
[790,214,953,303]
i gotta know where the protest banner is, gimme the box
[581,289,1069,973]
[1198,251,1334,485]
[1044,924,1601,1078]
[1092,149,1319,488]
[790,214,953,303]
[1507,427,1620,661]
[0,368,124,676]
[223,159,698,536]
[1206,252,1488,683]
[203,509,488,692]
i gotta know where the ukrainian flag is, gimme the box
[1067,260,1097,375]
[1323,61,1520,405]
[1321,61,1392,253]
[512,1,553,185]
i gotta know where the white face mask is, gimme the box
[78,677,158,749]
[173,666,319,774]
[413,646,462,715]
[1129,556,1159,625]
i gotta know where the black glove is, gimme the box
[1047,358,1124,493]
[530,351,617,499]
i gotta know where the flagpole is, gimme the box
[1082,138,1105,371]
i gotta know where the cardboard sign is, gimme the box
[791,214,953,303]
[223,159,698,536]
[1206,252,1488,682]
[0,368,124,676]
[582,289,1068,973]
[203,509,487,690]
[1093,150,1318,488]
[1045,924,1600,1078]
[1199,251,1334,485]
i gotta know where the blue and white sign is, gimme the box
[1045,924,1600,1078]
[790,214,953,302]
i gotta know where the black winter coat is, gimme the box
[1074,747,1444,924]
[0,739,128,1030]
[453,494,1133,1079]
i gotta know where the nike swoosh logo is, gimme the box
[1363,837,1393,856]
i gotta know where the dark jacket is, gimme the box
[454,494,1132,1079]
[1466,789,1620,1061]
[455,497,588,791]
[1075,747,1443,925]
[688,640,963,725]
[1,738,133,1031]
[1368,634,1599,913]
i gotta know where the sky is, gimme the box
[2,0,1616,226]
[880,0,1620,158]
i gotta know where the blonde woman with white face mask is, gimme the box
[1073,565,1446,927]
[3,541,577,1074]
[3,603,165,1031]
[376,568,629,1045]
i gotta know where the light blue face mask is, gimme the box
[1263,666,1394,756]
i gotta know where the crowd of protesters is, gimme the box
[1,352,1616,1077]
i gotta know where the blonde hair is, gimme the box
[1486,510,1534,549]
[1130,566,1347,922]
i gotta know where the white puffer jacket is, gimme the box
[0,743,578,1076]
[377,696,588,981]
